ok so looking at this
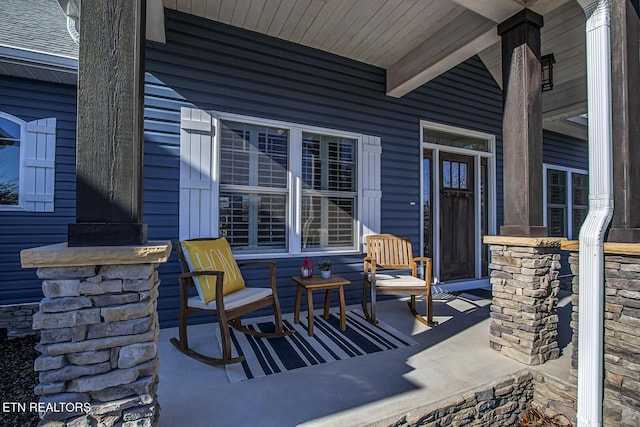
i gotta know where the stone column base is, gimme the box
[21,242,171,426]
[484,236,563,366]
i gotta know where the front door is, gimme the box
[439,152,475,281]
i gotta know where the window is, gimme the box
[179,108,381,256]
[544,165,588,239]
[0,117,20,206]
[218,121,289,250]
[301,133,356,249]
[0,112,56,212]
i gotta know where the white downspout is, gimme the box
[576,1,613,426]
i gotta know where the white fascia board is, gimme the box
[0,45,78,73]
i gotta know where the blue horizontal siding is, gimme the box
[0,76,77,306]
[543,130,588,170]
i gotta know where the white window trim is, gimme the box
[543,163,588,240]
[0,112,26,211]
[0,112,56,213]
[419,120,497,283]
[180,108,380,259]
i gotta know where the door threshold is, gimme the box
[432,278,490,294]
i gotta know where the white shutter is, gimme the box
[24,118,56,212]
[179,107,217,239]
[361,134,382,246]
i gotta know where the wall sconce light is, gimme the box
[541,54,555,92]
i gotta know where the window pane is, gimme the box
[220,121,288,189]
[0,118,20,206]
[302,133,355,191]
[219,192,287,250]
[548,207,566,237]
[572,173,588,206]
[547,170,567,204]
[301,196,354,248]
[572,207,587,238]
[572,172,588,239]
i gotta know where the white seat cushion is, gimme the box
[187,287,273,311]
[371,274,426,288]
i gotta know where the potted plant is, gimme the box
[317,260,333,279]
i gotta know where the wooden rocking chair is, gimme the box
[362,234,437,326]
[170,237,294,365]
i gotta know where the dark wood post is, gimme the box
[67,0,148,246]
[607,0,640,243]
[498,10,547,237]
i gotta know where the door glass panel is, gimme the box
[460,163,467,190]
[443,161,451,188]
[480,158,488,277]
[423,150,433,259]
[451,162,459,189]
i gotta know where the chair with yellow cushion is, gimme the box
[171,237,294,365]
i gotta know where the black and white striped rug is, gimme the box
[219,309,417,383]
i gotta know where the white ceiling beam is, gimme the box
[543,119,588,141]
[450,0,524,23]
[451,0,572,22]
[386,10,498,98]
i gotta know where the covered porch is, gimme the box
[17,0,640,426]
[157,290,574,426]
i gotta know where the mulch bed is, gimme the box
[0,334,40,427]
[518,406,573,426]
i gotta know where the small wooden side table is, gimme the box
[291,274,351,336]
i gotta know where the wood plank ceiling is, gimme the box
[162,0,588,140]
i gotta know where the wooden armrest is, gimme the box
[410,257,433,283]
[237,261,276,268]
[364,256,377,274]
[238,261,277,290]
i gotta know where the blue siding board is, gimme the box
[543,131,588,170]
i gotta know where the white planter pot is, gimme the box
[320,270,331,279]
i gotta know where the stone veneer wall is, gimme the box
[0,302,39,338]
[484,236,563,366]
[21,242,171,427]
[376,370,581,427]
[378,371,535,427]
[566,245,640,427]
[531,371,577,425]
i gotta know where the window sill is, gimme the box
[233,249,361,261]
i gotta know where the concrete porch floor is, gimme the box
[157,290,573,426]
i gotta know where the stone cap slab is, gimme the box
[21,242,172,268]
[561,240,640,256]
[483,236,566,248]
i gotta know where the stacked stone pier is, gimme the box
[21,242,171,426]
[484,236,563,366]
